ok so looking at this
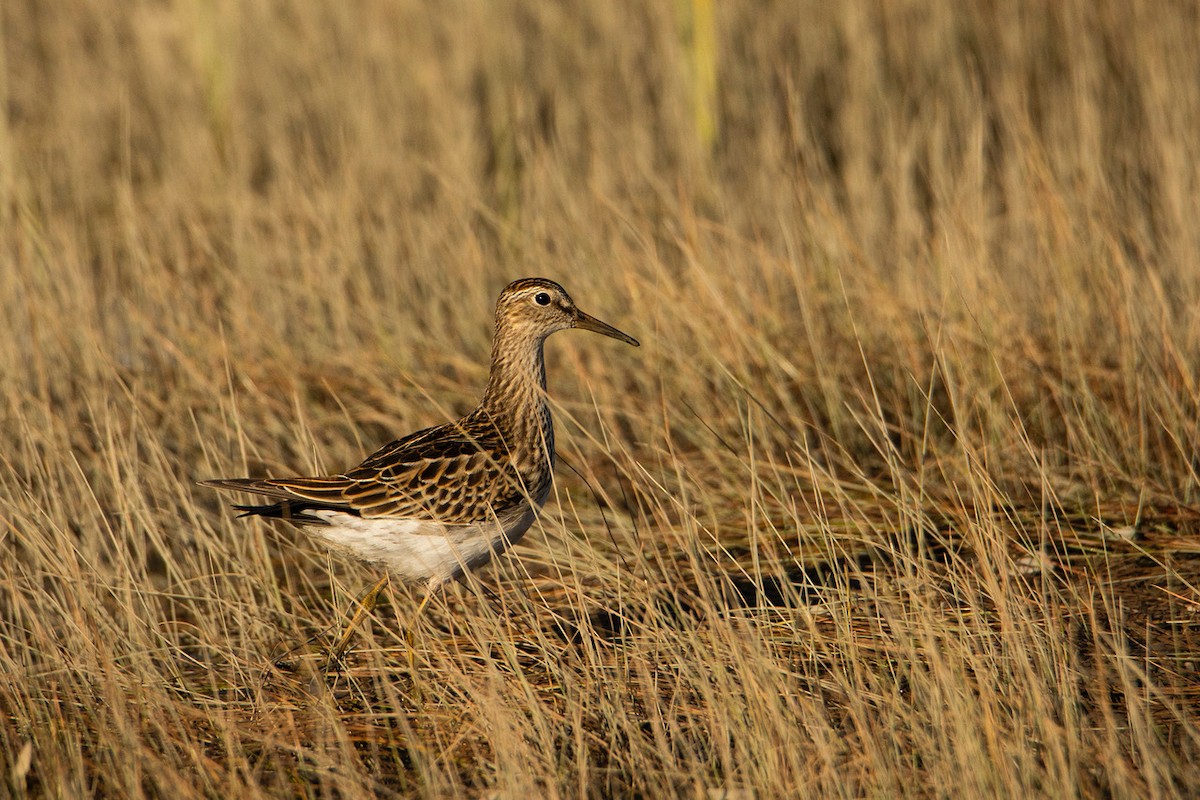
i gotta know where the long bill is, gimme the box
[575,310,640,347]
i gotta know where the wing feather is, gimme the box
[201,415,532,527]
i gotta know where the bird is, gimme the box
[201,277,639,666]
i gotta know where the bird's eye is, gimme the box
[534,292,551,306]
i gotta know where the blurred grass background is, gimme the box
[4,0,1200,796]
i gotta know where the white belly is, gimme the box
[305,499,541,586]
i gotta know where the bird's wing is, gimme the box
[202,420,531,525]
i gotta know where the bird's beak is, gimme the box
[575,309,640,347]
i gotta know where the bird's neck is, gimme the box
[479,326,553,456]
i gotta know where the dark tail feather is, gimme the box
[231,500,360,524]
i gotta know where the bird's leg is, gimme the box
[405,584,437,673]
[326,574,390,667]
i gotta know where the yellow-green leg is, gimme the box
[327,574,390,667]
[405,586,436,673]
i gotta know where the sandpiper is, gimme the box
[202,278,639,663]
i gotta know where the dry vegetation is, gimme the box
[4,0,1200,796]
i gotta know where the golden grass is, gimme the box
[4,0,1200,796]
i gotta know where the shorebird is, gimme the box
[201,278,639,665]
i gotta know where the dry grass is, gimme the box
[4,0,1200,796]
